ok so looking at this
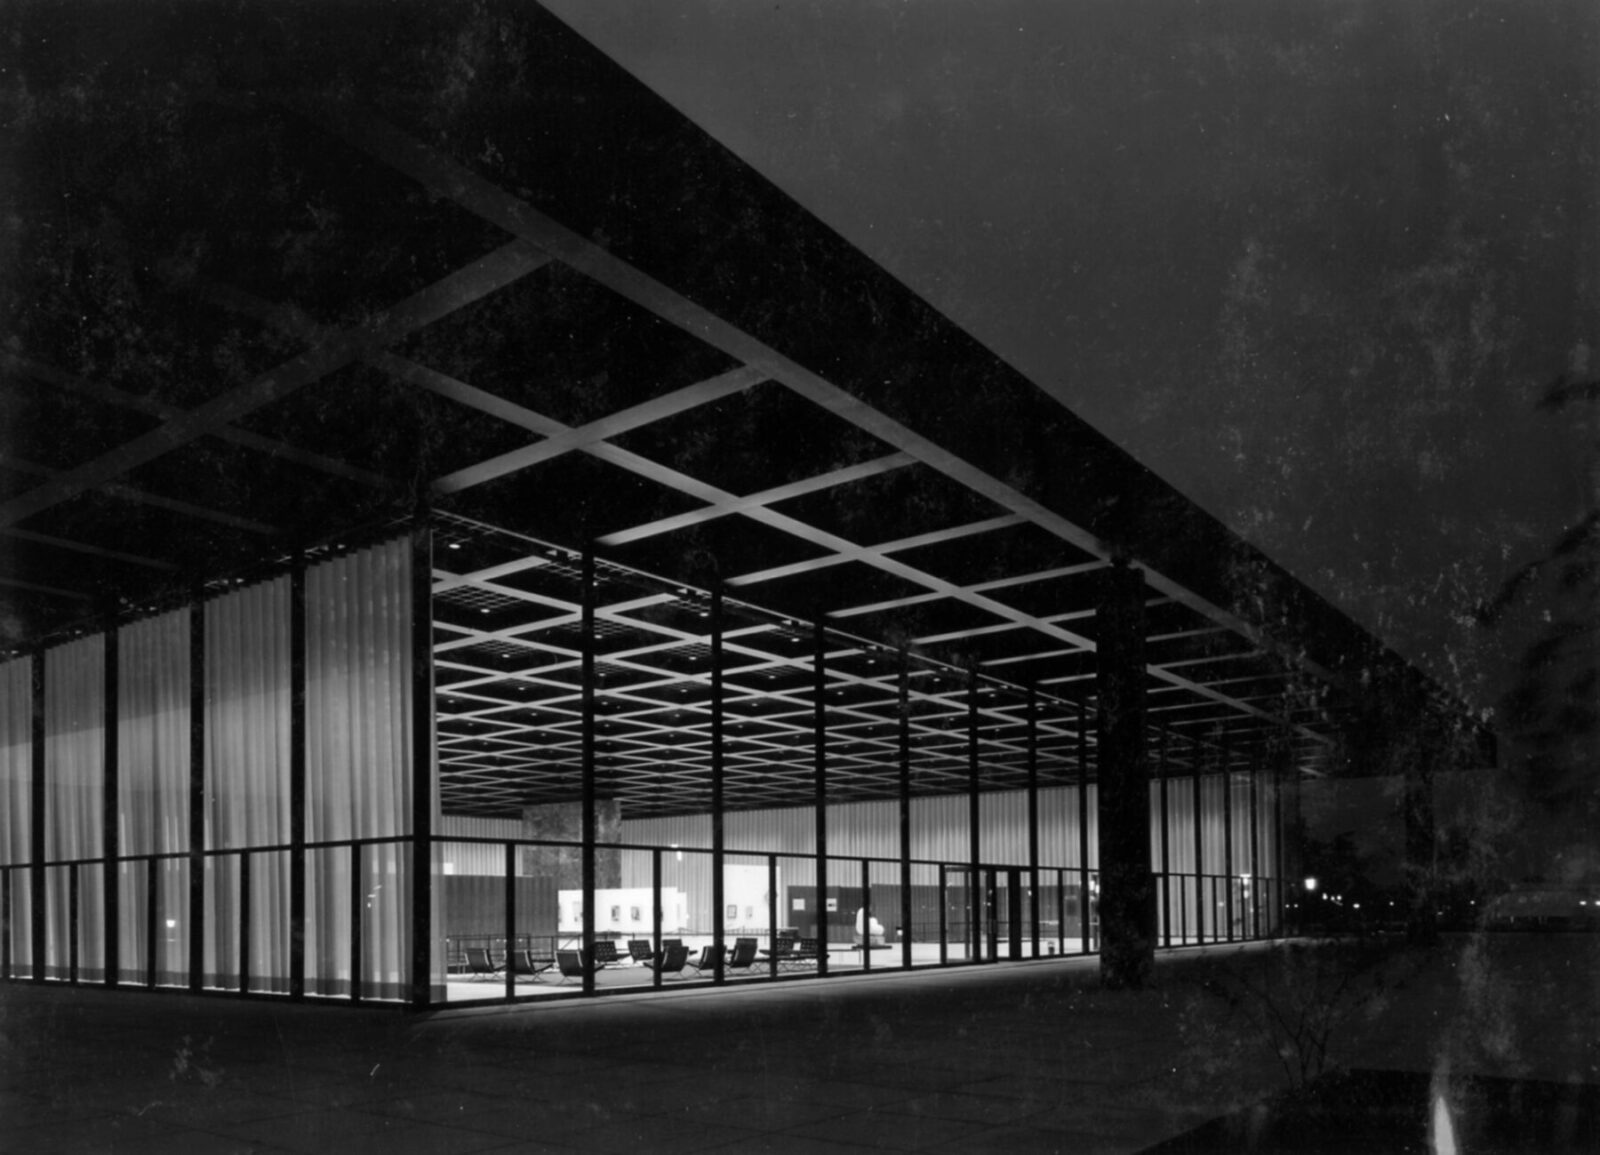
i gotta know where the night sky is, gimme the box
[545,1,1597,721]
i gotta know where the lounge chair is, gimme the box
[687,944,725,976]
[760,937,795,968]
[591,940,625,969]
[627,938,656,966]
[554,949,591,984]
[645,943,690,978]
[463,946,502,980]
[726,938,759,974]
[793,937,826,966]
[510,949,552,982]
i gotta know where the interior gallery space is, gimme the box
[0,3,1491,1010]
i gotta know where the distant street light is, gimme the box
[1297,877,1318,936]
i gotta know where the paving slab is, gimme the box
[2,934,1594,1153]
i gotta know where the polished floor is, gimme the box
[1,934,1593,1153]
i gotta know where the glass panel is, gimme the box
[594,846,658,993]
[117,859,149,986]
[111,857,187,987]
[1086,870,1100,952]
[200,849,290,995]
[44,864,72,980]
[203,854,238,992]
[6,867,32,978]
[1060,872,1086,952]
[360,842,408,1002]
[248,850,290,994]
[907,860,941,964]
[155,857,187,986]
[305,842,407,1002]
[718,851,771,984]
[944,866,975,963]
[306,845,351,998]
[866,859,902,969]
[439,839,510,1001]
[770,852,813,976]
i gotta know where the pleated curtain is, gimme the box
[1,659,32,975]
[44,637,105,980]
[205,579,292,992]
[306,539,414,999]
[117,610,190,985]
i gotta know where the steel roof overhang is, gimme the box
[0,2,1492,817]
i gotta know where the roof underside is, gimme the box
[1,3,1481,819]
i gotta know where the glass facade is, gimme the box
[0,526,1288,1008]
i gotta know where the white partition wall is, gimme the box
[306,539,415,1000]
[45,637,105,982]
[117,611,190,986]
[206,578,293,993]
[3,535,431,1003]
[1,659,32,977]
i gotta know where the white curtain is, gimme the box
[118,611,190,985]
[45,637,105,980]
[1,659,32,976]
[205,579,291,992]
[306,540,413,1000]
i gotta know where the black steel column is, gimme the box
[144,855,157,987]
[966,669,980,960]
[937,863,948,966]
[408,525,435,1008]
[580,546,597,995]
[812,618,828,975]
[349,844,363,1003]
[1192,734,1204,944]
[1095,562,1153,990]
[1077,698,1090,955]
[1272,734,1286,938]
[504,842,516,1001]
[710,582,725,984]
[102,627,118,987]
[239,851,251,995]
[1221,731,1234,943]
[30,652,44,983]
[188,599,205,992]
[1249,747,1262,939]
[1026,683,1039,958]
[68,863,78,983]
[288,559,306,1000]
[1057,868,1066,955]
[860,859,871,972]
[767,854,778,979]
[651,848,663,989]
[1158,727,1170,949]
[898,647,912,970]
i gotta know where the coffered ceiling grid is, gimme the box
[431,515,1302,819]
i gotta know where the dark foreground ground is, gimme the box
[1,934,1594,1154]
